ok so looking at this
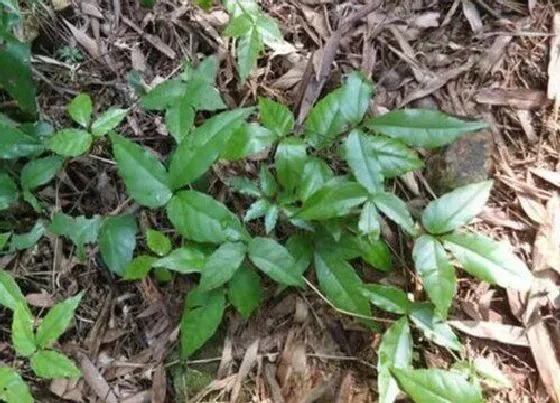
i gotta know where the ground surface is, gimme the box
[3,0,560,401]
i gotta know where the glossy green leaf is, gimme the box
[123,255,156,280]
[0,37,36,114]
[0,270,26,311]
[0,115,44,158]
[49,213,100,252]
[413,236,455,318]
[165,100,194,144]
[297,157,334,201]
[91,108,128,137]
[99,214,137,276]
[224,0,259,17]
[223,13,253,37]
[146,229,172,256]
[10,221,45,251]
[442,232,532,290]
[359,201,380,236]
[304,88,347,149]
[275,137,307,194]
[226,176,260,197]
[248,237,304,287]
[297,181,368,221]
[365,109,488,148]
[392,368,483,403]
[21,155,64,191]
[259,166,277,197]
[344,130,384,192]
[221,123,276,160]
[187,56,219,84]
[255,13,291,52]
[166,191,249,244]
[170,108,252,189]
[185,78,226,112]
[0,367,33,403]
[141,80,187,110]
[67,93,92,127]
[228,266,262,319]
[408,303,462,351]
[258,97,294,137]
[372,192,416,235]
[286,233,313,276]
[181,287,225,358]
[339,72,373,124]
[35,292,83,348]
[362,284,408,314]
[314,249,370,317]
[0,173,18,210]
[363,136,423,177]
[422,181,493,234]
[153,247,206,274]
[264,204,278,234]
[237,27,262,84]
[49,129,92,157]
[110,133,172,207]
[357,237,392,272]
[31,350,81,379]
[199,242,246,291]
[378,317,413,403]
[12,303,35,356]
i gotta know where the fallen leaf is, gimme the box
[64,20,99,58]
[77,352,118,403]
[531,168,560,188]
[230,339,259,403]
[448,321,529,346]
[151,364,166,403]
[410,12,440,28]
[548,12,560,101]
[25,292,54,308]
[476,88,549,109]
[461,0,483,33]
[479,35,512,75]
[526,318,560,402]
[516,109,538,144]
[518,194,547,224]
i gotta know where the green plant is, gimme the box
[0,269,82,402]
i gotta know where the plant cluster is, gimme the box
[0,0,533,401]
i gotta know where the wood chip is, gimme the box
[461,0,483,33]
[547,12,560,100]
[448,321,529,346]
[476,88,549,109]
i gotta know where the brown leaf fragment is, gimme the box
[448,321,529,346]
[479,35,512,75]
[80,2,103,19]
[516,109,538,143]
[410,12,440,28]
[548,13,560,101]
[518,194,547,224]
[476,88,549,109]
[335,372,354,403]
[77,352,118,403]
[531,168,560,188]
[151,364,166,403]
[461,0,483,33]
[533,193,560,274]
[230,339,259,403]
[64,20,99,58]
[25,292,54,308]
[526,318,560,402]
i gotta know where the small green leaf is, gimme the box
[391,368,483,403]
[275,137,307,195]
[68,93,93,127]
[194,0,212,9]
[0,37,36,114]
[165,100,194,144]
[0,173,18,210]
[166,191,249,244]
[141,80,187,110]
[286,233,313,276]
[31,350,81,379]
[297,181,368,221]
[10,221,45,251]
[152,247,206,274]
[189,56,220,84]
[154,267,172,282]
[255,13,291,52]
[304,88,347,149]
[237,27,262,84]
[362,283,408,315]
[245,199,269,222]
[413,236,455,318]
[0,233,10,249]
[248,237,304,287]
[422,181,493,234]
[21,155,64,191]
[221,123,276,160]
[228,266,262,319]
[372,192,416,235]
[378,317,413,403]
[442,231,532,291]
[99,214,137,276]
[339,71,373,124]
[408,303,463,351]
[0,114,44,159]
[258,97,294,137]
[35,292,83,348]
[259,166,277,197]
[199,242,246,291]
[181,287,225,358]
[365,109,488,148]
[226,176,260,197]
[185,78,227,112]
[123,256,156,280]
[344,130,384,193]
[49,129,92,157]
[0,270,26,311]
[472,358,512,389]
[223,13,253,37]
[110,133,172,207]
[22,190,42,212]
[91,108,128,137]
[49,213,100,252]
[224,0,259,17]
[0,367,33,403]
[146,229,172,256]
[11,303,36,356]
[264,204,278,234]
[358,201,380,236]
[297,157,334,202]
[357,237,392,272]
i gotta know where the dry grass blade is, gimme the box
[532,193,560,274]
[448,321,529,346]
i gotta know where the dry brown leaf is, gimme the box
[230,339,259,403]
[50,378,82,402]
[131,46,147,73]
[151,364,166,403]
[64,20,99,58]
[461,0,483,33]
[448,321,529,346]
[410,12,440,28]
[516,109,538,144]
[479,35,512,75]
[81,2,103,19]
[526,318,560,402]
[548,12,560,101]
[518,194,547,224]
[476,88,549,109]
[533,194,560,274]
[531,168,560,188]
[25,292,54,308]
[77,352,118,403]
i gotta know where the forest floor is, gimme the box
[5,0,560,401]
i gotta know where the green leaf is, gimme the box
[0,173,18,210]
[363,136,423,177]
[48,129,92,157]
[188,56,220,84]
[223,13,253,37]
[10,221,45,251]
[422,181,493,234]
[471,358,512,389]
[408,303,462,351]
[339,72,373,124]
[67,93,93,127]
[169,108,252,189]
[152,247,206,274]
[22,190,42,212]
[286,233,313,276]
[442,231,532,290]
[20,155,64,191]
[255,14,291,52]
[366,109,488,148]
[314,249,371,317]
[258,97,294,137]
[228,266,262,319]
[49,213,100,250]
[146,229,172,256]
[297,181,368,221]
[31,350,81,379]
[154,267,172,282]
[123,255,156,280]
[391,368,483,403]
[378,317,413,403]
[362,284,408,314]
[0,115,45,158]
[165,100,194,144]
[221,123,276,160]
[264,204,278,234]
[358,201,380,236]
[0,270,26,311]
[0,37,36,114]
[99,214,137,276]
[357,237,392,272]
[181,287,225,358]
[248,237,304,287]
[237,27,263,84]
[194,0,212,9]
[91,108,128,137]
[141,80,187,110]
[344,130,384,193]
[0,233,9,249]
[35,292,83,348]
[372,192,416,235]
[185,78,227,112]
[166,191,249,244]
[413,236,455,318]
[297,157,334,202]
[224,0,259,17]
[275,137,307,194]
[304,88,347,149]
[110,133,172,207]
[199,242,247,291]
[226,176,260,197]
[259,166,277,197]
[0,367,33,403]
[12,303,36,356]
